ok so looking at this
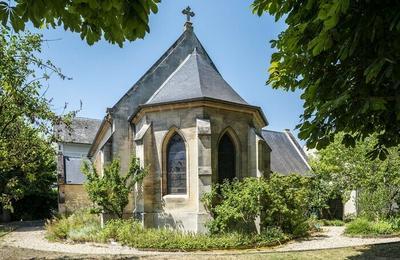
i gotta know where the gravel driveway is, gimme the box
[1,223,400,257]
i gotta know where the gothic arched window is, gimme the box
[218,133,236,183]
[166,133,187,194]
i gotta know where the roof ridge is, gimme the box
[146,53,195,104]
[262,129,286,134]
[192,48,206,98]
[191,33,220,74]
[283,131,311,170]
[73,116,102,121]
[111,30,188,110]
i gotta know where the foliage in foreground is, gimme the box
[45,211,289,250]
[82,157,147,219]
[252,0,400,159]
[345,218,400,237]
[0,0,160,46]
[202,174,311,237]
[45,210,101,242]
[0,27,74,214]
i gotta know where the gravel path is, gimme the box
[275,226,400,251]
[1,225,155,256]
[1,224,400,257]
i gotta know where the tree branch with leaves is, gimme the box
[0,0,160,46]
[252,0,400,159]
[0,27,75,213]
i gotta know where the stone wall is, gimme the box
[57,143,92,214]
[133,103,267,232]
[58,184,91,214]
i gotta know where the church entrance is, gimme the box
[217,133,236,183]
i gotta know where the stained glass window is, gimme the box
[167,133,187,194]
[218,134,236,183]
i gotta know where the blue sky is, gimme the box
[39,1,304,142]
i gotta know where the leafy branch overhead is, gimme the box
[252,0,400,159]
[0,0,160,46]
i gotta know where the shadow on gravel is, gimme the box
[288,233,329,243]
[0,245,141,260]
[348,241,400,259]
[1,220,45,234]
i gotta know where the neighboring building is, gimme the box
[262,129,311,175]
[55,117,102,214]
[56,13,311,232]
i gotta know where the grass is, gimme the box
[0,226,14,238]
[319,219,345,226]
[345,217,400,237]
[45,211,290,250]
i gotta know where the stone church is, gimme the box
[56,13,311,233]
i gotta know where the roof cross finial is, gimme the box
[182,6,195,23]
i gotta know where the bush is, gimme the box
[345,218,397,237]
[12,191,57,221]
[98,219,289,250]
[45,210,100,241]
[82,157,147,218]
[46,215,289,250]
[389,217,400,231]
[202,174,311,237]
[357,186,399,220]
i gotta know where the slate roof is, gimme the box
[145,49,248,106]
[262,129,311,176]
[111,25,220,113]
[55,117,102,144]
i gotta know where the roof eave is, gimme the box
[87,115,113,158]
[128,97,268,126]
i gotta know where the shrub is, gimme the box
[357,186,399,220]
[307,216,323,232]
[345,218,396,236]
[96,219,288,250]
[45,210,100,241]
[47,216,289,250]
[202,174,311,236]
[12,191,57,221]
[81,157,147,218]
[389,217,400,231]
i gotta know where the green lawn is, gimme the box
[238,243,400,259]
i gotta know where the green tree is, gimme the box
[82,157,147,219]
[0,0,160,46]
[0,27,73,214]
[252,0,400,159]
[310,133,400,219]
[202,174,311,236]
[0,27,72,140]
[0,124,58,219]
